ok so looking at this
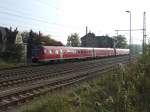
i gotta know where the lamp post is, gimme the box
[125,11,131,62]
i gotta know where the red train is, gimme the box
[32,46,129,62]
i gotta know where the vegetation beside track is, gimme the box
[0,60,17,70]
[21,45,150,112]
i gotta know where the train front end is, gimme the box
[32,46,44,62]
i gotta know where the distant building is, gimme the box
[81,33,114,48]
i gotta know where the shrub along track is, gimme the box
[0,55,129,111]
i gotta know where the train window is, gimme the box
[64,51,67,54]
[60,49,63,54]
[49,50,52,54]
[67,50,70,52]
[44,49,47,54]
[71,50,73,53]
[55,50,59,54]
[72,50,74,54]
[73,50,75,54]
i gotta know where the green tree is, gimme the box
[22,31,63,46]
[41,35,63,46]
[0,44,23,62]
[113,35,128,48]
[67,33,80,47]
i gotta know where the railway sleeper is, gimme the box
[0,61,118,91]
[0,73,107,109]
[0,59,129,110]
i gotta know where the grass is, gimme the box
[0,58,29,70]
[0,59,17,69]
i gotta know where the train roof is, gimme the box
[41,46,129,51]
[42,46,93,50]
[116,48,129,51]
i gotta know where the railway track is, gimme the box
[0,55,128,79]
[0,56,127,90]
[0,55,130,111]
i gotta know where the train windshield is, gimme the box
[32,46,43,57]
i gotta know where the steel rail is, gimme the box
[0,58,129,110]
[0,56,129,90]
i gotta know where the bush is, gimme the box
[0,44,23,62]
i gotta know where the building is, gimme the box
[81,33,114,48]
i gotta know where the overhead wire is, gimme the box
[0,0,82,39]
[0,14,73,36]
[0,9,80,32]
[0,0,81,30]
[0,5,51,21]
[33,0,60,10]
[0,22,68,38]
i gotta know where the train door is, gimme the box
[92,48,96,57]
[60,49,63,59]
[114,48,116,56]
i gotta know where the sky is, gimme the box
[0,0,149,45]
